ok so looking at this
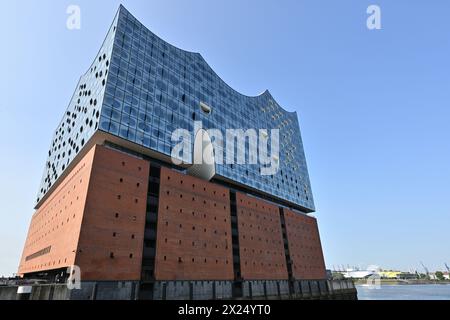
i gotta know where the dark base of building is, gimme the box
[0,279,357,300]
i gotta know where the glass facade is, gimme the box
[36,5,315,211]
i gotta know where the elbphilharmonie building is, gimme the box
[18,5,328,300]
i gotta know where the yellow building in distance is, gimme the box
[378,271,402,279]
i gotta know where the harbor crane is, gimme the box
[420,261,430,277]
[445,263,450,273]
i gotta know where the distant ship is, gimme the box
[334,265,379,279]
[342,269,376,279]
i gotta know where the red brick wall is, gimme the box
[19,145,327,283]
[236,193,288,280]
[19,145,149,281]
[18,149,95,275]
[75,145,149,280]
[284,209,326,280]
[154,167,234,280]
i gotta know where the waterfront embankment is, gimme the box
[354,279,450,285]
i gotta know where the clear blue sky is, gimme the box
[0,0,449,276]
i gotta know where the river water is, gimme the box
[356,284,450,300]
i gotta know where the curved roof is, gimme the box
[119,5,296,113]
